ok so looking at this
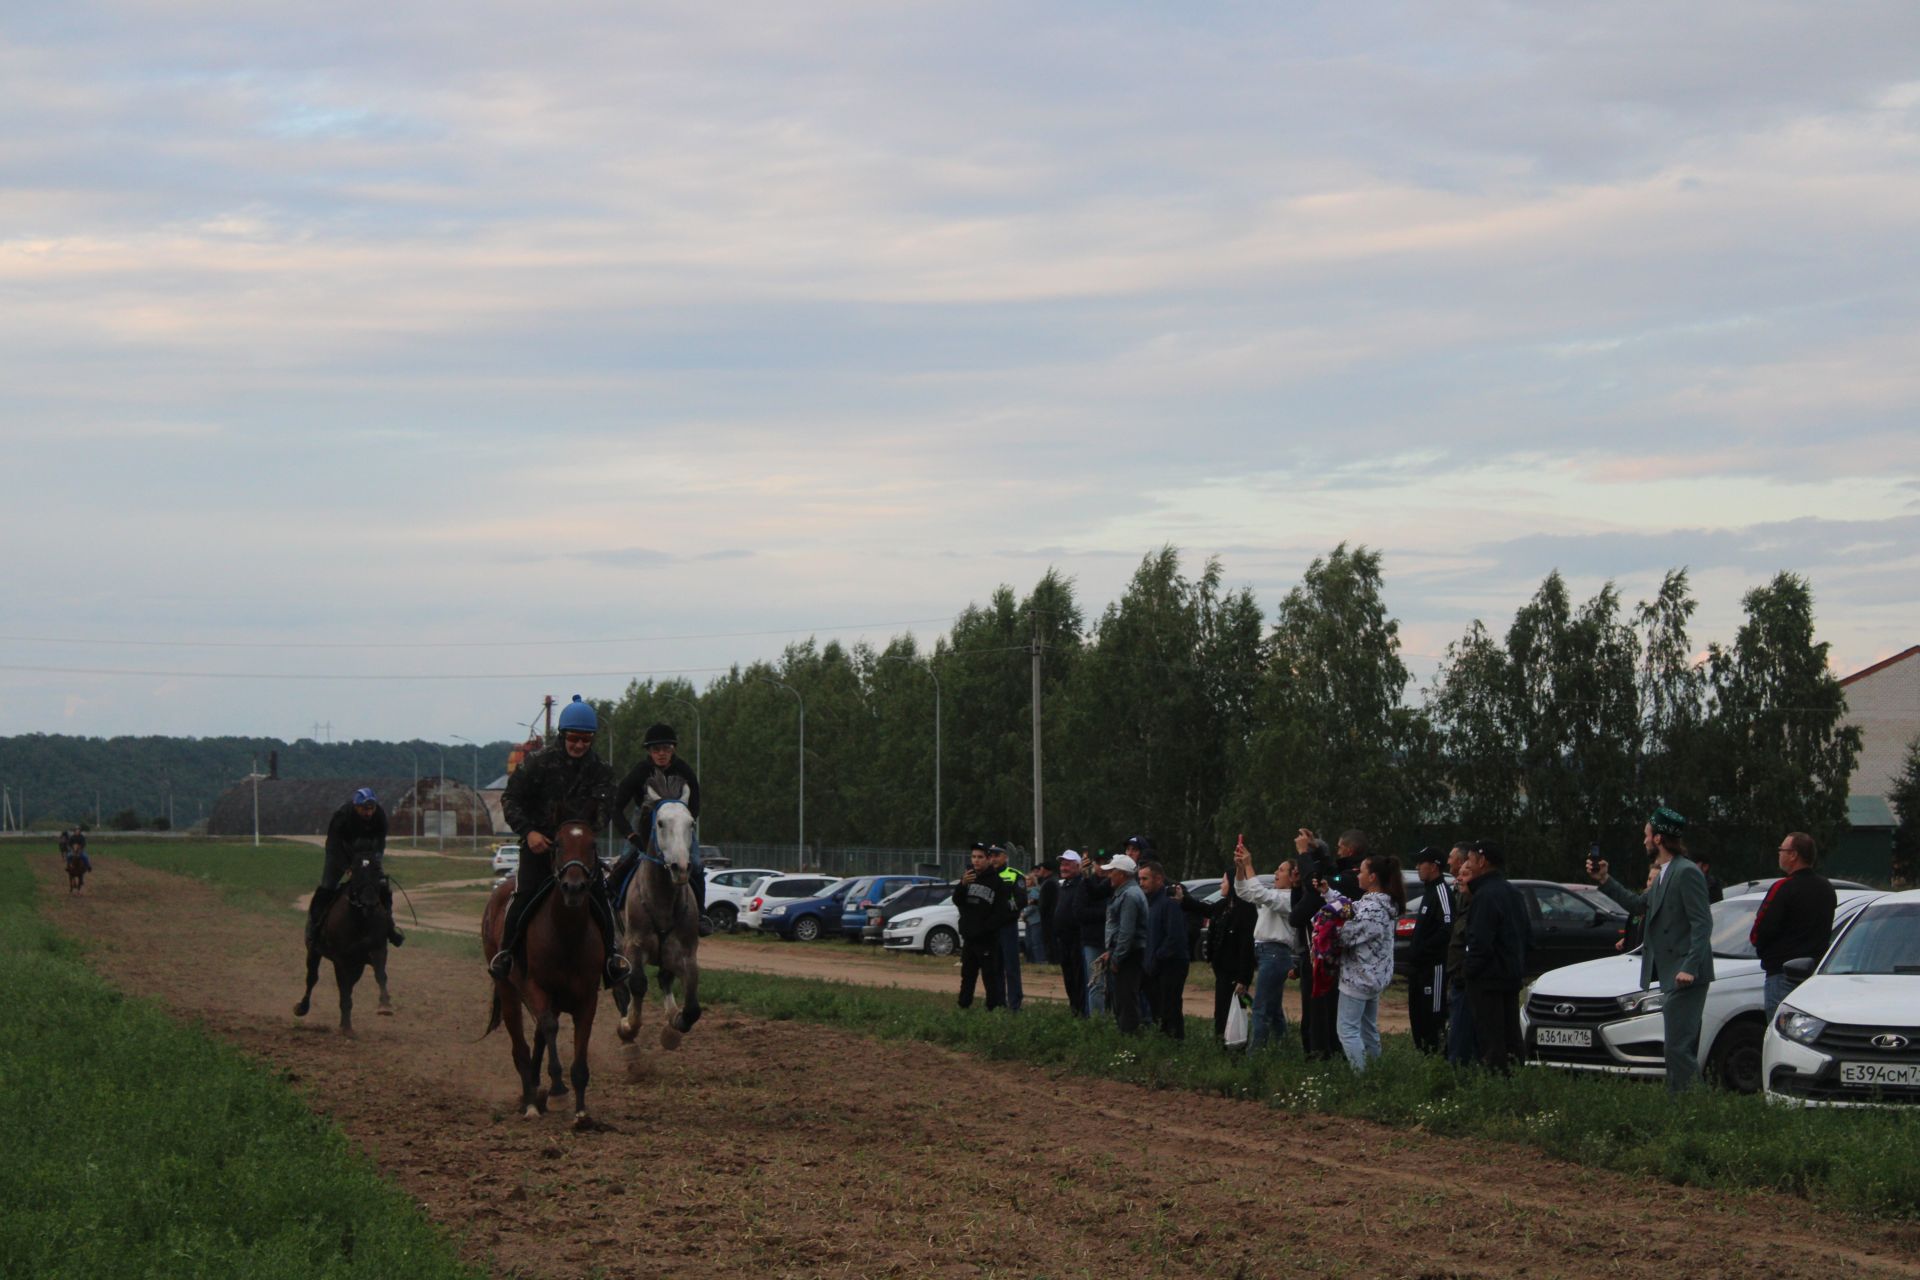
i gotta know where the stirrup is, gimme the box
[604,954,632,987]
[488,949,514,979]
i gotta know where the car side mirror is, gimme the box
[1592,910,1609,927]
[1782,956,1816,979]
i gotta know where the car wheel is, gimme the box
[1707,1016,1765,1094]
[925,926,958,957]
[792,915,822,942]
[710,903,738,933]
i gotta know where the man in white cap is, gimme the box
[1047,851,1091,1016]
[1098,853,1149,1034]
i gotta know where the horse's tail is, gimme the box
[480,987,502,1041]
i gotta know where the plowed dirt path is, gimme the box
[41,861,1920,1280]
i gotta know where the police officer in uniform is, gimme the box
[607,722,706,917]
[489,696,631,987]
[307,786,403,947]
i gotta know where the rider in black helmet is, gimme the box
[309,787,402,948]
[608,722,706,919]
[489,696,632,987]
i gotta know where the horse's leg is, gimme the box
[545,1030,568,1101]
[658,959,681,1051]
[570,1002,595,1129]
[335,958,362,1038]
[373,944,394,1014]
[677,940,703,1036]
[618,947,648,1044]
[294,942,322,1017]
[523,986,556,1115]
[499,983,538,1119]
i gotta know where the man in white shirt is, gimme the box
[1231,836,1300,1050]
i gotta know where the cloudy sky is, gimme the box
[4,1,1917,741]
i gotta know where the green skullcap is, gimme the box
[1649,807,1688,837]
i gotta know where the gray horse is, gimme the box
[615,780,702,1050]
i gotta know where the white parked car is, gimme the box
[492,844,520,878]
[700,867,782,933]
[1521,888,1883,1093]
[737,874,839,932]
[884,898,965,957]
[1764,888,1920,1108]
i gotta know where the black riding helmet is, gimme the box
[643,723,678,748]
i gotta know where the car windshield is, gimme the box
[768,880,825,899]
[1709,896,1763,959]
[1821,903,1920,976]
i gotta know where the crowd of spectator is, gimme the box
[949,806,1841,1091]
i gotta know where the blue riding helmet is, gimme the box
[351,787,378,806]
[557,694,598,734]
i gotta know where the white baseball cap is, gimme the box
[1105,853,1138,875]
[1060,850,1082,864]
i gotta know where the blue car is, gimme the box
[761,874,944,942]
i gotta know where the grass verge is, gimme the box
[96,839,489,913]
[0,852,483,1279]
[693,967,1920,1219]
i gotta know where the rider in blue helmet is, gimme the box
[308,787,402,948]
[491,696,632,987]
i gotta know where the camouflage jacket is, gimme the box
[501,747,616,842]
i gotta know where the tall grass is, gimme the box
[697,968,1920,1218]
[0,853,483,1279]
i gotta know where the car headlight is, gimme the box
[1775,1006,1826,1046]
[893,915,921,929]
[766,906,788,917]
[1617,989,1665,1015]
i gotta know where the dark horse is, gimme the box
[615,782,702,1050]
[294,856,394,1036]
[481,821,604,1127]
[65,853,88,894]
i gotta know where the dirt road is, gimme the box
[44,860,1920,1280]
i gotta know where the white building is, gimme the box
[1840,644,1920,830]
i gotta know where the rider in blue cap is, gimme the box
[490,696,631,987]
[308,786,403,947]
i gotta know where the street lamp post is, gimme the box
[757,679,804,864]
[436,744,447,853]
[878,655,941,861]
[408,748,420,844]
[664,695,703,777]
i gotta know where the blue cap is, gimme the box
[557,694,598,734]
[351,787,377,806]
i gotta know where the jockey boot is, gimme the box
[589,885,632,989]
[608,842,639,889]
[489,890,530,979]
[380,880,405,947]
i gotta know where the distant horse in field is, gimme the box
[294,856,394,1035]
[65,852,88,893]
[481,822,604,1128]
[615,781,702,1051]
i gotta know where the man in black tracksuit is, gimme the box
[1048,852,1090,1016]
[1461,840,1529,1073]
[607,722,705,913]
[1076,859,1114,1014]
[1208,868,1256,1040]
[1751,832,1837,1020]
[491,703,629,987]
[308,789,402,948]
[955,843,1011,1010]
[1406,847,1455,1053]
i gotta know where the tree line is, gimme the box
[598,546,1863,884]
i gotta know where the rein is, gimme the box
[635,799,697,941]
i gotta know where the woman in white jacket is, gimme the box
[1335,853,1405,1071]
[1232,837,1302,1050]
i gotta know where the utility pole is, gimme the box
[436,744,447,853]
[251,756,261,848]
[409,748,420,844]
[451,735,481,853]
[1031,624,1044,865]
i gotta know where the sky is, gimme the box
[3,1,1918,742]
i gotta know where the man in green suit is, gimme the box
[1587,807,1716,1092]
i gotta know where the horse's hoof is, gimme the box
[522,1105,540,1121]
[549,1081,569,1099]
[293,1002,309,1018]
[661,1025,683,1052]
[376,1004,394,1017]
[572,1112,597,1132]
[534,1087,550,1113]
[339,1026,356,1040]
[615,1022,637,1044]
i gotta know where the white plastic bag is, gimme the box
[1224,994,1250,1047]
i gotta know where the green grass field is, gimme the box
[92,839,490,913]
[0,852,482,1279]
[694,967,1920,1218]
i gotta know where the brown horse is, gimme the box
[481,821,605,1128]
[65,853,88,893]
[294,857,394,1036]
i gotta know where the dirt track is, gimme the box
[43,860,1920,1279]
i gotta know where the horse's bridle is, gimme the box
[554,823,596,889]
[636,800,696,940]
